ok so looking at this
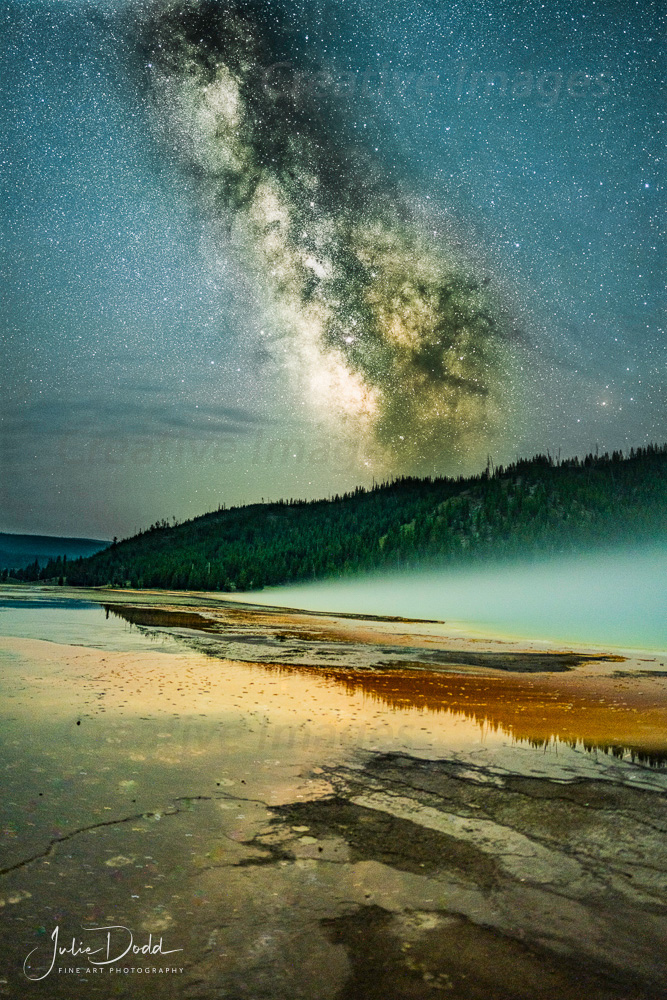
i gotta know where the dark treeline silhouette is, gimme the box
[5,444,665,592]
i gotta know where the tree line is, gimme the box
[4,444,665,592]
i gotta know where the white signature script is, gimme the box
[24,924,183,980]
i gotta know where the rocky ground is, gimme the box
[0,586,666,999]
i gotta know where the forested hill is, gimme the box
[9,445,666,592]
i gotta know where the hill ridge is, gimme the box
[6,444,665,591]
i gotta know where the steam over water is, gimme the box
[242,545,667,651]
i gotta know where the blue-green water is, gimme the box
[0,590,180,652]
[241,545,667,651]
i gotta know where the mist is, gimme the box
[240,544,667,651]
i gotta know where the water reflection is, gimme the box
[104,604,221,632]
[104,603,623,672]
[4,591,666,768]
[0,590,181,652]
[255,663,667,768]
[106,604,667,768]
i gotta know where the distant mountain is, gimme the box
[7,445,666,591]
[0,533,110,571]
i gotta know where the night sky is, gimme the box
[1,0,664,537]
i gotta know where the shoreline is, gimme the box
[1,587,667,997]
[2,584,667,768]
[3,581,666,661]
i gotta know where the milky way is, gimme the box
[134,0,515,475]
